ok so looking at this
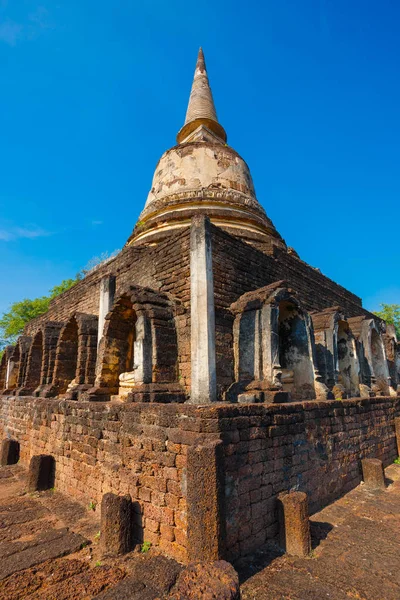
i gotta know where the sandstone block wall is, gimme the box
[219,397,399,560]
[19,224,381,398]
[23,229,192,391]
[24,229,191,334]
[211,224,365,315]
[210,224,377,393]
[1,395,398,563]
[0,398,221,563]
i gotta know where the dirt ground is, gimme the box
[1,462,400,599]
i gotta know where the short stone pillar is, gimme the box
[361,458,386,490]
[278,491,311,557]
[186,440,225,562]
[97,275,116,347]
[5,358,16,390]
[27,455,55,492]
[395,417,400,457]
[133,315,152,384]
[100,493,132,557]
[190,215,217,404]
[0,439,20,466]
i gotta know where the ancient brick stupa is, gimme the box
[1,48,399,565]
[1,47,398,404]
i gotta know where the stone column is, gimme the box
[190,216,216,403]
[395,417,400,456]
[0,439,20,466]
[5,359,15,390]
[100,493,132,557]
[97,275,116,347]
[361,458,386,490]
[278,491,311,557]
[187,440,225,561]
[27,455,55,492]
[133,314,152,384]
[261,304,280,384]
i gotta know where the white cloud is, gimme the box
[0,226,50,241]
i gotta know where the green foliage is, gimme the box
[88,500,97,511]
[0,277,80,347]
[394,457,400,465]
[141,541,152,553]
[0,248,120,350]
[0,296,52,341]
[49,277,82,299]
[374,304,400,338]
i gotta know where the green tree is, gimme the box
[49,276,82,299]
[0,249,119,354]
[374,303,400,338]
[0,277,80,348]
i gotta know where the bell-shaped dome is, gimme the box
[127,49,286,253]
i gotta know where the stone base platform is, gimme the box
[0,394,399,564]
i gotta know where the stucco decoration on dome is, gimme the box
[128,49,285,253]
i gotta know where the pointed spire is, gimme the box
[177,48,227,144]
[184,48,218,124]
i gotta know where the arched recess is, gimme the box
[370,327,390,393]
[396,348,400,390]
[0,346,15,392]
[40,313,98,399]
[336,320,360,397]
[229,281,322,402]
[0,352,8,391]
[94,294,137,397]
[278,299,315,399]
[348,316,392,396]
[7,345,19,390]
[18,330,43,396]
[311,308,360,398]
[52,316,79,395]
[383,325,399,392]
[15,336,33,390]
[86,285,180,402]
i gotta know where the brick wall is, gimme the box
[210,224,376,393]
[24,229,192,390]
[0,397,218,563]
[217,397,400,560]
[211,224,368,314]
[24,228,191,335]
[1,395,399,564]
[20,224,377,397]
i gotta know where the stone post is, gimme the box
[27,455,55,492]
[0,439,20,466]
[261,304,280,384]
[5,359,15,390]
[186,440,225,561]
[361,458,386,490]
[100,493,132,557]
[133,314,152,384]
[190,216,216,403]
[97,275,116,347]
[278,491,311,557]
[395,417,400,457]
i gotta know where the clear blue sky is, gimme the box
[1,0,399,316]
